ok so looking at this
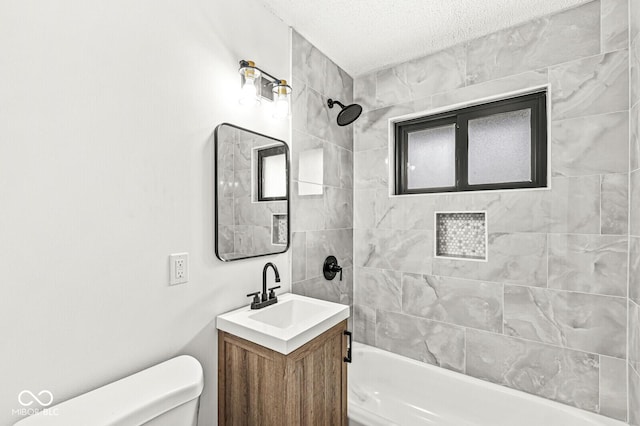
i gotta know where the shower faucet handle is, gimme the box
[323,256,343,281]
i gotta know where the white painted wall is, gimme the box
[0,1,290,424]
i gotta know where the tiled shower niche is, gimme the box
[435,212,487,261]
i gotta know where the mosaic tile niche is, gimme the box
[435,212,487,260]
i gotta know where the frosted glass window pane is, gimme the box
[407,124,456,189]
[468,109,532,185]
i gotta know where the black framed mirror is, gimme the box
[214,123,290,261]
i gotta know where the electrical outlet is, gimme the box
[169,253,189,285]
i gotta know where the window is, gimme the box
[395,91,547,194]
[257,146,287,201]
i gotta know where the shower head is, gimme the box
[327,98,362,126]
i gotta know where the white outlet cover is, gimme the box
[169,253,189,285]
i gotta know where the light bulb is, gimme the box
[273,96,289,119]
[239,78,259,106]
[272,80,291,119]
[238,61,261,106]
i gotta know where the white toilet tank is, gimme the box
[13,355,204,426]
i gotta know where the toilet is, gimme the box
[13,355,204,426]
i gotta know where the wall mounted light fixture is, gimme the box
[238,60,291,119]
[238,60,262,106]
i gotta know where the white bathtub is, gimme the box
[348,342,626,426]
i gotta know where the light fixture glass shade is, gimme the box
[272,80,291,119]
[239,61,261,106]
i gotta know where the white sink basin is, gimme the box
[216,293,350,354]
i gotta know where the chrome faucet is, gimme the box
[246,262,281,309]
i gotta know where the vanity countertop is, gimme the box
[216,293,350,354]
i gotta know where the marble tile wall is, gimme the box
[352,1,631,421]
[630,0,640,423]
[290,30,354,309]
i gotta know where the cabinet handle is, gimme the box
[344,330,352,363]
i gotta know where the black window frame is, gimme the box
[257,145,288,202]
[395,91,547,195]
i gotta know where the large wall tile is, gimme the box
[402,274,503,332]
[354,189,376,229]
[324,186,353,230]
[218,197,234,226]
[632,169,640,236]
[432,69,548,109]
[376,310,465,372]
[354,148,389,190]
[339,147,353,189]
[292,268,352,306]
[631,300,640,373]
[291,232,306,282]
[466,1,600,84]
[632,102,639,171]
[550,49,629,120]
[372,189,438,231]
[353,304,376,345]
[217,225,234,255]
[292,31,325,93]
[291,79,307,133]
[601,0,629,52]
[551,111,628,177]
[233,225,253,254]
[305,228,353,278]
[354,267,401,312]
[354,228,432,275]
[325,57,353,105]
[376,65,412,108]
[632,0,640,41]
[466,329,599,411]
[432,233,547,287]
[549,175,601,234]
[306,87,352,150]
[354,72,376,113]
[375,45,466,109]
[632,36,640,107]
[504,285,627,358]
[631,237,640,304]
[340,267,354,305]
[371,189,402,229]
[354,103,413,152]
[601,173,629,235]
[485,190,552,233]
[251,226,272,253]
[322,140,342,188]
[291,182,324,232]
[630,366,640,426]
[548,234,628,296]
[599,356,628,421]
[396,194,437,231]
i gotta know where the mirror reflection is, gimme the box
[215,123,289,261]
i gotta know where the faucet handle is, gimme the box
[246,291,260,305]
[268,285,281,299]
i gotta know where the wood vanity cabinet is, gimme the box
[218,320,348,426]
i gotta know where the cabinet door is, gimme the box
[218,334,287,425]
[219,320,348,426]
[285,321,348,426]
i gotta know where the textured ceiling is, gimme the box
[260,0,594,76]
